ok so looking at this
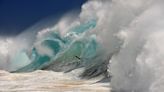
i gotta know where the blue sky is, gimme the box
[0,0,87,35]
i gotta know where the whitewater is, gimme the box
[0,0,164,92]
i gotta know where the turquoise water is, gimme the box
[14,19,106,74]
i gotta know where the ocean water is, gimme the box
[0,0,164,92]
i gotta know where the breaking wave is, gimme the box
[0,0,164,92]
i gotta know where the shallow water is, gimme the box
[0,70,110,92]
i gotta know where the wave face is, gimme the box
[1,0,164,92]
[15,19,104,74]
[0,18,109,78]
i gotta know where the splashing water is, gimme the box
[0,0,164,92]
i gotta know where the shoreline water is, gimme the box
[0,70,110,92]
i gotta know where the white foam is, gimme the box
[81,0,164,92]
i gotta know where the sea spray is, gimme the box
[82,0,164,92]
